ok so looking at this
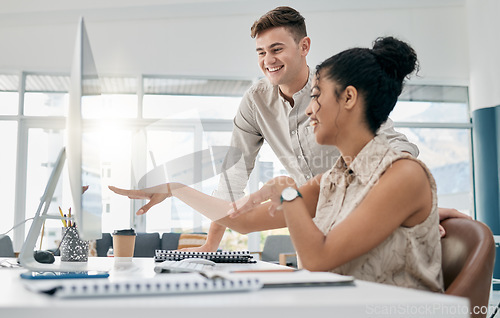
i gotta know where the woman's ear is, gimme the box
[343,86,358,110]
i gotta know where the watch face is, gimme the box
[282,187,298,201]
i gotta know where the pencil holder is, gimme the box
[60,227,89,262]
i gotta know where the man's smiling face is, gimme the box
[255,26,305,88]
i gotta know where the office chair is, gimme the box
[95,233,113,256]
[440,218,495,318]
[258,235,297,267]
[0,235,15,257]
[134,232,161,257]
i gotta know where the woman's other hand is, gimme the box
[227,176,296,218]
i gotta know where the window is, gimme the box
[143,95,241,120]
[24,127,65,249]
[87,128,133,233]
[0,121,17,234]
[82,94,137,119]
[393,85,473,216]
[397,127,472,213]
[144,129,198,232]
[24,92,68,117]
[0,73,19,115]
[24,74,69,116]
[0,92,19,115]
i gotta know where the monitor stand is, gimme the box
[18,148,109,272]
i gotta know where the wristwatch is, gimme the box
[280,187,302,204]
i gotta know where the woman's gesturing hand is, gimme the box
[108,184,173,215]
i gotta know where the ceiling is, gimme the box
[0,0,466,26]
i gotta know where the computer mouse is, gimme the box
[179,258,216,267]
[33,250,55,264]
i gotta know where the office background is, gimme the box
[0,0,496,274]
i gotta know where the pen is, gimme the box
[39,222,45,249]
[230,269,298,273]
[68,208,72,227]
[59,207,67,227]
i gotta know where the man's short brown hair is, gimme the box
[250,6,307,43]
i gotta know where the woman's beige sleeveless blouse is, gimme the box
[312,135,443,292]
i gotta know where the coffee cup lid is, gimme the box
[112,228,136,236]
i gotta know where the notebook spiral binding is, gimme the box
[43,274,262,298]
[154,250,256,263]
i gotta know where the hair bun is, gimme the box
[371,36,418,81]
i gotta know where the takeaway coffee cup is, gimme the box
[112,228,136,258]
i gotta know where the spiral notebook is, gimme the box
[154,250,256,263]
[229,270,355,288]
[23,272,262,298]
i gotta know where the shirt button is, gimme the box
[291,130,296,135]
[297,155,302,159]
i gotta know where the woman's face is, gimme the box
[306,73,343,145]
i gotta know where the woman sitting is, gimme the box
[110,36,443,292]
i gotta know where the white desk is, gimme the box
[0,257,469,318]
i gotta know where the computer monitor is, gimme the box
[66,16,102,242]
[18,17,104,272]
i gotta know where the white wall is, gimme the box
[0,1,468,85]
[466,0,500,111]
[306,6,468,85]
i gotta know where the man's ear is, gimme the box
[300,37,311,56]
[344,86,358,110]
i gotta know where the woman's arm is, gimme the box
[109,183,246,222]
[282,159,433,271]
[109,182,288,233]
[171,175,323,233]
[170,182,287,233]
[109,183,233,220]
[109,174,322,235]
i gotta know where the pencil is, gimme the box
[68,208,72,227]
[58,207,67,227]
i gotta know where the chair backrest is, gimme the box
[161,233,181,250]
[95,233,113,257]
[261,235,296,264]
[0,235,15,257]
[134,232,161,257]
[440,218,495,318]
